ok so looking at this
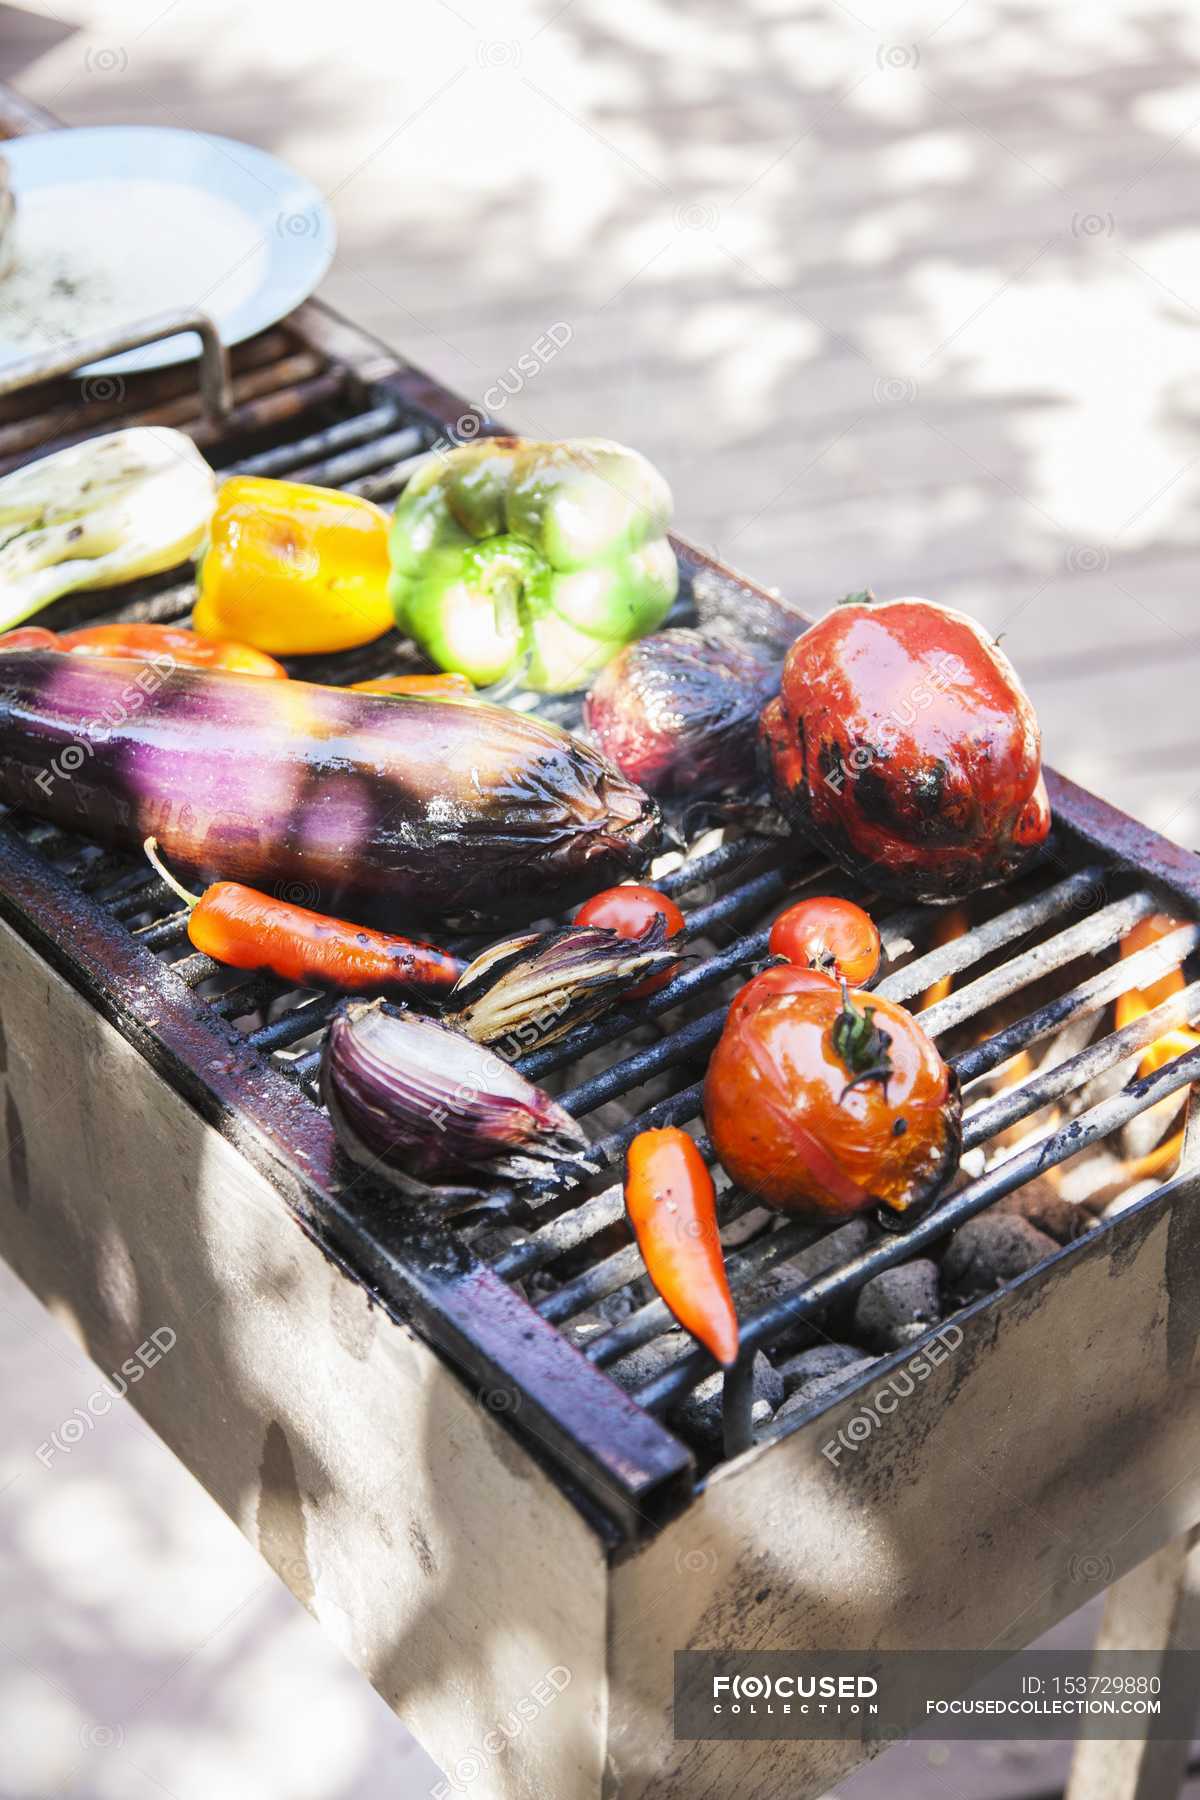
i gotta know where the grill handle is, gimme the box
[0,308,233,422]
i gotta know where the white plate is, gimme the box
[0,125,335,375]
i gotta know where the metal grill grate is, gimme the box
[1,294,1199,1532]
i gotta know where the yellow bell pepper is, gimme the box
[193,476,393,655]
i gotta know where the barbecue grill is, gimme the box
[3,88,1200,1800]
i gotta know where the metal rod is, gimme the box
[593,1217,825,1371]
[722,1354,756,1460]
[876,866,1110,1007]
[0,307,233,422]
[246,994,338,1053]
[557,1008,728,1119]
[953,922,1200,1083]
[294,425,425,488]
[962,980,1200,1150]
[492,1184,629,1282]
[652,836,773,898]
[229,403,402,478]
[169,951,223,988]
[350,452,435,503]
[917,890,1157,1038]
[133,908,192,949]
[534,1186,762,1326]
[633,1041,1200,1413]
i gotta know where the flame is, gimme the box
[1116,913,1200,1176]
[919,905,969,1011]
[1116,914,1200,1076]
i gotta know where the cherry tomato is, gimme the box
[769,896,881,984]
[575,884,686,997]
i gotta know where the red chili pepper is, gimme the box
[351,672,475,698]
[144,838,464,998]
[574,884,686,996]
[769,895,881,984]
[625,1127,738,1366]
[0,627,60,651]
[58,622,288,679]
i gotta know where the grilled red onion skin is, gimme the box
[583,628,778,797]
[450,919,683,1048]
[321,1003,589,1186]
[0,651,659,924]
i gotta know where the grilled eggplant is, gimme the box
[0,651,660,923]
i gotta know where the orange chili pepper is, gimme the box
[625,1127,738,1366]
[350,672,475,698]
[144,839,464,998]
[58,622,288,679]
[0,627,59,651]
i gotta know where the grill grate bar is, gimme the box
[633,1040,1200,1414]
[962,979,1200,1150]
[917,890,1156,1038]
[247,994,338,1052]
[558,1004,731,1119]
[291,425,426,489]
[495,917,1200,1301]
[229,404,403,478]
[491,1090,711,1282]
[348,452,432,504]
[653,836,776,897]
[534,1185,762,1325]
[169,950,221,986]
[134,908,192,950]
[593,1215,828,1372]
[954,921,1200,1084]
[875,867,1109,1007]
[112,877,174,923]
[211,975,298,1020]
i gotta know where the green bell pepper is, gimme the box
[388,437,679,693]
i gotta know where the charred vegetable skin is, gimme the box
[704,965,960,1219]
[450,918,681,1049]
[761,597,1050,902]
[584,628,778,797]
[0,652,659,924]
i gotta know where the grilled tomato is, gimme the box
[704,965,961,1219]
[575,884,685,996]
[760,595,1050,902]
[768,895,881,984]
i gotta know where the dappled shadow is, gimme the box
[3,1,1200,1794]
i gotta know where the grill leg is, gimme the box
[1064,1526,1200,1800]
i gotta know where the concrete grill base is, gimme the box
[3,912,1200,1799]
